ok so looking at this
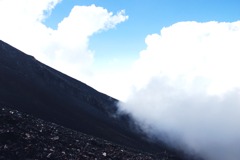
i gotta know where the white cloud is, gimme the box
[0,0,60,55]
[129,21,240,94]
[0,0,128,82]
[118,21,240,160]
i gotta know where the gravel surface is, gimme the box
[0,106,177,160]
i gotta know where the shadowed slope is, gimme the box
[0,40,189,159]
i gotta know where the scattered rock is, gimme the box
[51,136,59,141]
[47,153,52,158]
[102,152,107,157]
[25,133,30,139]
[4,145,8,149]
[0,106,185,160]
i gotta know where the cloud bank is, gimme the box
[118,21,240,160]
[0,0,128,82]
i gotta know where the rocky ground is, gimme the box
[0,106,177,160]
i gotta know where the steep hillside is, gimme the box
[0,40,193,159]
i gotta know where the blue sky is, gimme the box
[44,0,240,70]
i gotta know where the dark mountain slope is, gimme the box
[0,40,193,159]
[0,106,178,160]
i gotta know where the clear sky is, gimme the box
[1,1,240,159]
